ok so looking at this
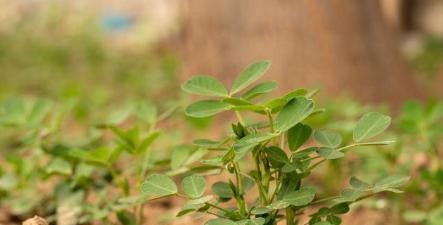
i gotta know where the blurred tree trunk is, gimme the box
[180,0,424,107]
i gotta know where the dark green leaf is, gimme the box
[275,97,314,132]
[212,182,234,198]
[288,123,312,151]
[264,146,290,168]
[283,187,316,206]
[330,202,350,214]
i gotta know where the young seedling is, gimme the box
[143,60,409,225]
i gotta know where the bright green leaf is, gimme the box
[185,100,231,118]
[187,195,213,205]
[350,177,372,191]
[206,218,237,225]
[171,146,193,170]
[46,158,72,175]
[353,112,391,142]
[28,98,52,127]
[182,76,228,97]
[340,188,362,201]
[230,60,272,95]
[317,147,344,160]
[182,174,206,199]
[246,218,266,225]
[241,80,278,100]
[374,175,409,193]
[314,130,342,148]
[134,101,157,124]
[141,174,177,197]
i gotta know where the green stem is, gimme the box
[234,163,248,217]
[286,207,296,225]
[235,111,246,126]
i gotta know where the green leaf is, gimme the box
[188,195,213,204]
[206,218,237,225]
[275,97,314,132]
[241,80,278,100]
[251,207,273,215]
[105,104,132,125]
[230,60,272,95]
[353,112,391,142]
[267,200,290,209]
[141,174,177,197]
[193,139,224,149]
[350,177,372,191]
[69,147,112,166]
[233,132,277,160]
[327,215,341,225]
[283,187,316,206]
[182,76,228,97]
[283,89,308,101]
[134,101,157,124]
[374,175,410,193]
[317,147,344,160]
[222,97,252,106]
[177,203,206,217]
[170,146,193,170]
[246,218,266,225]
[46,158,72,175]
[264,146,290,168]
[28,98,52,127]
[340,188,362,201]
[137,131,161,154]
[288,123,312,151]
[182,174,206,199]
[313,222,331,225]
[330,202,350,214]
[185,100,231,118]
[314,130,342,148]
[212,182,234,198]
[0,97,26,125]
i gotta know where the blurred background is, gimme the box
[1,0,443,106]
[0,0,443,225]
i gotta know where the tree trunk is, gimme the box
[180,0,424,107]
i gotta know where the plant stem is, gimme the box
[286,207,295,225]
[234,163,248,217]
[235,111,246,126]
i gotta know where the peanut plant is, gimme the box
[0,97,177,225]
[142,61,409,225]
